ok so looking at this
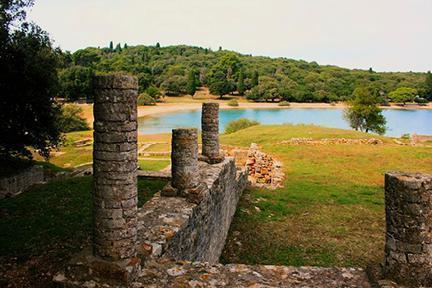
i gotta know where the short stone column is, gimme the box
[384,172,432,286]
[201,103,224,164]
[93,74,138,262]
[162,128,204,203]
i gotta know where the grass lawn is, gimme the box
[0,176,167,288]
[220,124,432,268]
[138,159,170,171]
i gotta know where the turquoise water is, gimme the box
[138,108,432,137]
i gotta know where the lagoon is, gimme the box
[138,108,432,137]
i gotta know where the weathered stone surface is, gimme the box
[384,172,432,287]
[169,128,199,195]
[0,165,44,199]
[139,158,248,264]
[93,74,138,262]
[201,103,224,164]
[246,143,284,189]
[135,260,371,288]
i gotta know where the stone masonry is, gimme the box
[93,74,139,261]
[384,172,432,286]
[201,102,224,164]
[0,165,44,199]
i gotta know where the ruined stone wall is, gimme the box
[138,158,248,264]
[0,165,44,199]
[384,172,432,287]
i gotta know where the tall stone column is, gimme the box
[201,103,224,164]
[384,172,432,286]
[93,74,138,261]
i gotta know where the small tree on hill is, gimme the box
[424,71,432,101]
[209,70,231,98]
[237,70,245,95]
[186,70,197,96]
[388,87,417,105]
[109,41,113,51]
[252,71,259,87]
[344,87,386,135]
[115,43,122,52]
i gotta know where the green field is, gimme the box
[220,124,432,267]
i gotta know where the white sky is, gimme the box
[28,0,432,72]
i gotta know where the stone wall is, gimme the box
[384,172,432,287]
[137,157,248,264]
[0,165,44,199]
[246,143,284,189]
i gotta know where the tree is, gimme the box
[124,43,128,49]
[161,75,187,96]
[155,42,160,48]
[344,87,386,134]
[57,105,90,133]
[186,70,197,96]
[115,43,122,52]
[109,41,113,51]
[0,0,62,159]
[424,71,432,101]
[251,71,259,87]
[208,70,231,98]
[59,66,94,101]
[237,70,245,95]
[388,87,417,105]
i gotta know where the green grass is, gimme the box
[220,124,432,268]
[138,159,170,171]
[0,177,167,260]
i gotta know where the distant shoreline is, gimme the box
[76,102,432,125]
[136,102,432,119]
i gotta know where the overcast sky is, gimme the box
[28,0,431,72]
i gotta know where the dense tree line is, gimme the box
[58,44,430,103]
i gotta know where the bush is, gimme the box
[224,118,259,134]
[58,105,90,133]
[227,99,239,107]
[278,101,290,106]
[137,93,156,106]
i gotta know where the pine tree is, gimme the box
[237,70,245,95]
[109,41,113,51]
[186,70,197,96]
[425,71,432,100]
[115,43,122,52]
[124,43,128,49]
[252,71,259,87]
[156,42,160,48]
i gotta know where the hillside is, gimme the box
[58,44,430,103]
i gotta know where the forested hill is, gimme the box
[58,43,431,103]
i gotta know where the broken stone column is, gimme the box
[92,74,139,281]
[201,103,224,164]
[162,128,204,203]
[384,172,432,286]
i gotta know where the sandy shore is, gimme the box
[137,102,432,118]
[77,101,432,125]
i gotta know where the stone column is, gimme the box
[93,74,138,261]
[384,172,432,286]
[171,128,199,191]
[201,103,224,164]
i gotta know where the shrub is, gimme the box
[137,93,156,106]
[227,99,239,107]
[57,105,90,133]
[278,101,290,106]
[224,118,259,134]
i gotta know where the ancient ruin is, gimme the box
[201,102,224,164]
[383,172,432,286]
[54,74,432,287]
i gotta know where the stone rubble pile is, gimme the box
[281,137,383,145]
[246,143,284,189]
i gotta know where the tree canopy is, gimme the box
[388,87,418,105]
[0,0,62,159]
[344,87,386,135]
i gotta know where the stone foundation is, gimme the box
[0,165,44,199]
[384,172,432,287]
[138,158,248,264]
